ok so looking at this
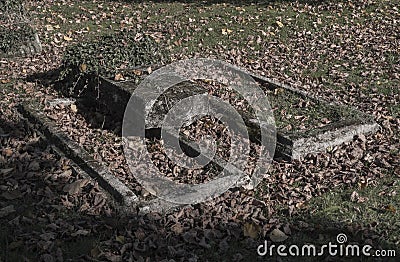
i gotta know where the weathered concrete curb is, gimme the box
[250,73,380,159]
[17,102,184,214]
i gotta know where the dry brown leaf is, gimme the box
[350,191,359,202]
[0,205,15,218]
[29,161,40,171]
[91,246,102,258]
[63,35,73,41]
[243,222,260,239]
[0,168,13,176]
[114,73,124,81]
[71,229,90,237]
[63,179,90,195]
[79,63,87,72]
[4,148,13,157]
[385,205,396,213]
[221,28,233,35]
[8,240,23,250]
[1,190,22,200]
[276,21,284,28]
[70,104,78,113]
[132,69,142,76]
[269,228,288,242]
[115,235,125,244]
[171,223,184,235]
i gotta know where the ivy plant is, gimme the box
[59,30,169,96]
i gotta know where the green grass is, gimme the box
[265,87,363,133]
[285,173,399,251]
[311,187,398,243]
[251,172,399,261]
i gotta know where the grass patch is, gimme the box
[265,87,364,133]
[286,173,400,252]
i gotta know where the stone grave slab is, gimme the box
[91,72,378,160]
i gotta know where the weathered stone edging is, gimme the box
[17,102,184,214]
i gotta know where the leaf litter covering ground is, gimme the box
[1,0,400,261]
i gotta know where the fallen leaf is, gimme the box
[40,254,54,262]
[133,69,142,76]
[1,190,22,200]
[63,179,89,195]
[70,104,78,113]
[91,246,102,258]
[115,235,125,244]
[79,63,87,72]
[63,35,73,41]
[29,161,40,171]
[71,229,90,237]
[114,73,124,80]
[171,223,184,234]
[3,148,13,157]
[358,180,368,190]
[269,228,288,242]
[385,205,396,213]
[0,168,13,176]
[8,240,23,250]
[221,28,233,35]
[283,224,291,235]
[0,205,15,218]
[350,191,359,202]
[243,222,260,239]
[199,237,211,249]
[40,232,56,241]
[276,21,284,28]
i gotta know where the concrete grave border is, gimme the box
[18,70,380,214]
